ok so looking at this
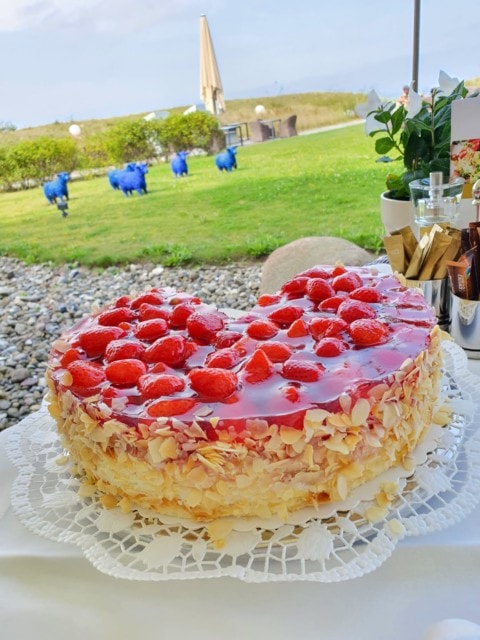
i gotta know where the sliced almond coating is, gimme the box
[365,505,389,523]
[339,393,352,413]
[350,398,370,427]
[99,494,118,509]
[78,482,97,498]
[185,488,203,507]
[336,474,348,501]
[159,436,179,460]
[52,339,71,353]
[302,444,315,468]
[186,464,208,483]
[291,438,306,455]
[61,371,73,387]
[235,474,253,488]
[341,461,364,480]
[195,406,214,417]
[304,409,330,429]
[118,497,132,513]
[433,403,452,426]
[368,383,389,401]
[247,419,270,440]
[324,435,350,454]
[197,453,225,473]
[148,437,176,464]
[279,426,303,445]
[382,402,401,429]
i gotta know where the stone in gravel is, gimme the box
[15,323,28,335]
[10,367,30,382]
[21,377,37,387]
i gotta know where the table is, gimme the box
[1,358,479,640]
[221,122,249,147]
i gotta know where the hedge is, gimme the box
[0,112,225,191]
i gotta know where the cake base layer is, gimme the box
[46,326,442,521]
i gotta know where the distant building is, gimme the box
[183,104,207,115]
[144,110,170,122]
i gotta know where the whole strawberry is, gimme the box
[332,271,363,292]
[349,319,390,346]
[337,299,376,323]
[138,373,185,398]
[315,337,349,357]
[105,359,147,385]
[188,368,238,400]
[66,360,106,393]
[187,311,225,343]
[77,326,125,358]
[282,359,323,382]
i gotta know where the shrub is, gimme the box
[155,112,224,153]
[103,120,159,164]
[0,147,16,190]
[79,134,110,172]
[5,137,78,187]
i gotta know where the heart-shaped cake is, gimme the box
[46,265,443,521]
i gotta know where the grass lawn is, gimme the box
[0,123,391,266]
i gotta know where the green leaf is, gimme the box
[385,172,410,199]
[374,111,392,124]
[390,106,405,135]
[375,137,395,154]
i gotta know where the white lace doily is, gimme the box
[6,341,480,583]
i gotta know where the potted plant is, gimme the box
[355,71,473,233]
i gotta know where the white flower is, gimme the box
[405,83,423,119]
[438,70,460,96]
[354,90,382,118]
[354,90,389,135]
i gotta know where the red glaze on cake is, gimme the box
[46,266,443,521]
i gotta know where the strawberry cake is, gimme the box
[45,265,443,521]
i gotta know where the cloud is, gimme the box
[0,0,203,34]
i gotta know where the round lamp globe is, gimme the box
[69,124,81,138]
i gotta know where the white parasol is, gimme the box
[200,14,225,115]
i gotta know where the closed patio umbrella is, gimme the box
[200,14,225,115]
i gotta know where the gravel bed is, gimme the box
[0,257,261,431]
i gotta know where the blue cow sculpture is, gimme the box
[108,162,136,190]
[215,147,237,172]
[171,151,189,177]
[119,163,149,196]
[43,172,70,204]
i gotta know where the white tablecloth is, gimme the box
[1,358,479,640]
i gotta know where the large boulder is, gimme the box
[260,237,372,294]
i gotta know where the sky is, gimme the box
[1,0,479,130]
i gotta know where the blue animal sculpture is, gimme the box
[108,162,136,190]
[43,172,70,204]
[215,147,237,172]
[119,162,149,196]
[171,151,189,177]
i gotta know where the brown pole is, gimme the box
[412,0,420,91]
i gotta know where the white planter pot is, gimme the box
[380,191,416,235]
